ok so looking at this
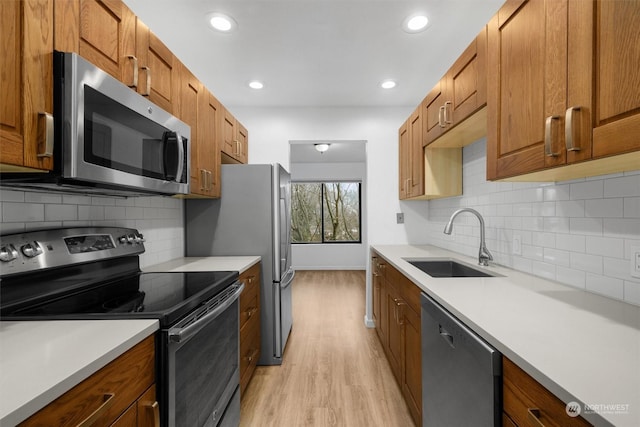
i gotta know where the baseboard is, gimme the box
[293,266,366,270]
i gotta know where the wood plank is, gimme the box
[239,270,415,427]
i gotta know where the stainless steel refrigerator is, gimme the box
[185,163,295,365]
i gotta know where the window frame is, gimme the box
[291,181,362,244]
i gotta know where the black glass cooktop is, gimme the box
[0,259,238,327]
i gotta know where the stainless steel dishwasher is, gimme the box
[421,292,501,426]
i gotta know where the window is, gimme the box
[291,182,361,243]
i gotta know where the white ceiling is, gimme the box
[124,0,504,109]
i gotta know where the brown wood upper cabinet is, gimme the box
[54,0,136,85]
[1,0,54,171]
[399,106,424,199]
[423,26,487,147]
[221,107,249,164]
[487,0,640,181]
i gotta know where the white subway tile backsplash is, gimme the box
[0,191,184,268]
[45,204,78,221]
[3,203,44,222]
[570,180,604,200]
[624,198,640,218]
[585,198,624,218]
[586,236,624,258]
[586,273,624,300]
[25,192,62,204]
[426,139,640,306]
[604,175,640,198]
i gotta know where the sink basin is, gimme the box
[405,259,496,278]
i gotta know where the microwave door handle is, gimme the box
[163,131,184,182]
[174,131,184,182]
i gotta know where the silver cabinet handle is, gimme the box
[527,408,546,427]
[565,106,582,152]
[142,400,161,427]
[544,115,560,157]
[443,100,452,124]
[438,105,446,128]
[126,55,138,88]
[75,393,115,427]
[141,66,151,96]
[37,112,54,158]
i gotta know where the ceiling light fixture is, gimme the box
[403,14,429,33]
[381,80,397,89]
[208,13,237,32]
[314,143,330,153]
[249,81,264,89]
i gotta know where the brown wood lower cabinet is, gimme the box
[371,252,422,426]
[239,262,261,397]
[503,356,592,427]
[19,334,157,427]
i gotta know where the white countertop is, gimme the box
[0,319,158,426]
[144,256,260,273]
[372,244,640,427]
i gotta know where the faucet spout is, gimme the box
[443,208,494,266]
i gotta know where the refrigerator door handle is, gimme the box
[280,268,295,289]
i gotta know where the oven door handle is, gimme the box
[168,282,244,344]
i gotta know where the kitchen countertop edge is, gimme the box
[144,256,261,274]
[0,319,159,426]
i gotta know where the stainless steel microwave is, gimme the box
[1,52,190,197]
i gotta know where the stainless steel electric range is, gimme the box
[0,227,242,427]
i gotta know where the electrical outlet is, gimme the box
[631,245,640,279]
[512,235,522,256]
[396,213,404,224]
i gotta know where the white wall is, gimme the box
[290,160,367,270]
[231,106,416,247]
[0,190,184,268]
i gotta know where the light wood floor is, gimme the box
[239,270,415,427]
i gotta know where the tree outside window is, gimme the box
[291,182,361,243]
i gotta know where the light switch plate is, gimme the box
[396,213,404,224]
[631,245,640,279]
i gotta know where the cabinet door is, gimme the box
[447,27,487,126]
[179,65,204,196]
[385,283,403,381]
[372,257,382,334]
[402,305,422,427]
[398,120,410,199]
[220,107,238,162]
[591,0,640,158]
[235,121,249,164]
[408,107,424,198]
[202,91,222,197]
[136,20,179,114]
[422,80,447,145]
[1,0,54,171]
[486,0,569,180]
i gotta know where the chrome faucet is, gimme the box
[444,208,493,266]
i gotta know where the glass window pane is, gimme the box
[291,183,322,243]
[322,183,360,242]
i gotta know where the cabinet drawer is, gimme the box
[240,313,261,395]
[398,273,421,315]
[503,357,592,427]
[20,335,155,427]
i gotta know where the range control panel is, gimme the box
[0,227,145,277]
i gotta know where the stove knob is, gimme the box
[0,244,19,262]
[21,241,43,258]
[127,234,136,244]
[133,233,145,244]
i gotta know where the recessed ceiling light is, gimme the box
[207,13,237,32]
[314,143,330,153]
[249,81,264,89]
[381,80,397,89]
[403,14,429,33]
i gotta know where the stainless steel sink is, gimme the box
[405,258,498,278]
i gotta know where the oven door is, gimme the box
[162,282,243,427]
[57,51,190,195]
